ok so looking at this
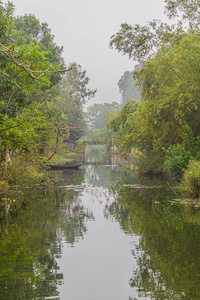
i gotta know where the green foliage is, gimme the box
[106,100,140,154]
[54,62,96,141]
[13,14,65,86]
[137,149,165,174]
[163,144,191,180]
[0,5,65,165]
[178,161,200,198]
[86,102,121,130]
[109,20,184,62]
[85,127,113,144]
[164,0,200,26]
[0,2,93,184]
[1,153,47,186]
[0,109,46,151]
[109,12,200,176]
[132,33,200,151]
[0,1,14,44]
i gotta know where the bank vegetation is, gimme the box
[0,1,96,190]
[106,0,200,199]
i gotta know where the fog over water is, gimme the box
[11,0,168,106]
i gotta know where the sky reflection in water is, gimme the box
[0,146,200,299]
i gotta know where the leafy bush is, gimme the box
[2,155,47,186]
[137,150,165,174]
[163,144,191,180]
[178,161,200,198]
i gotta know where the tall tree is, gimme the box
[86,102,121,129]
[108,2,200,173]
[118,65,141,104]
[13,14,65,86]
[0,2,70,166]
[54,62,96,141]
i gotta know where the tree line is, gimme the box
[106,0,200,193]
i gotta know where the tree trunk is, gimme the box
[5,145,12,166]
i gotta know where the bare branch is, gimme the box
[0,31,72,79]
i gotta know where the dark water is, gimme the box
[0,145,200,300]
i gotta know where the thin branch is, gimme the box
[45,150,57,163]
[0,30,72,79]
[30,68,73,74]
[167,181,179,196]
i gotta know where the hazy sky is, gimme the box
[10,0,168,107]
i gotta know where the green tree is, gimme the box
[106,100,140,154]
[109,20,184,62]
[134,32,200,153]
[165,0,200,25]
[13,14,65,86]
[0,2,70,169]
[86,102,121,129]
[54,62,96,141]
[108,33,200,172]
[109,1,200,174]
[0,39,59,162]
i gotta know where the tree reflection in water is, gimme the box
[105,166,200,300]
[0,168,94,300]
[1,147,200,300]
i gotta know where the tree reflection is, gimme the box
[106,171,200,299]
[0,168,93,299]
[0,188,63,300]
[85,144,111,164]
[59,191,94,245]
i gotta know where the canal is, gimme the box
[0,145,200,299]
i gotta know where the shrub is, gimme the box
[137,150,165,174]
[178,161,200,198]
[163,144,191,180]
[2,154,47,186]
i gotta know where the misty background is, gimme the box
[11,0,168,107]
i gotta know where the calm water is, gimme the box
[0,145,200,300]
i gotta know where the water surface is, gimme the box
[0,145,200,300]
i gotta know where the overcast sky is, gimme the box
[11,0,168,107]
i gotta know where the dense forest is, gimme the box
[0,1,96,186]
[106,0,200,197]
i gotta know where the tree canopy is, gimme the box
[54,62,96,141]
[0,1,95,170]
[107,0,200,175]
[86,102,121,130]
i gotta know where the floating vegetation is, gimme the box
[170,198,200,208]
[62,184,87,191]
[122,184,162,189]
